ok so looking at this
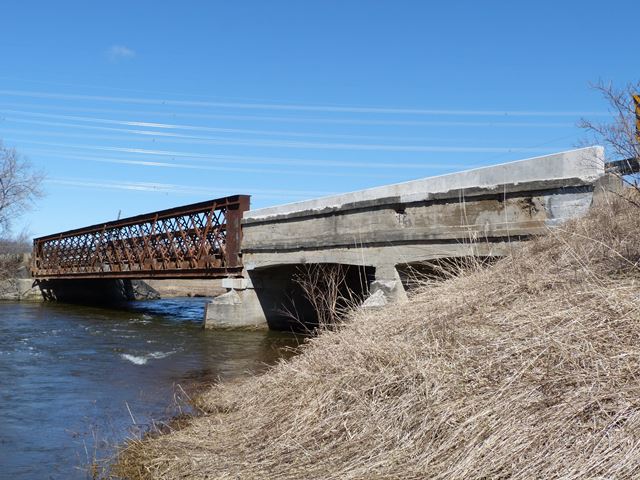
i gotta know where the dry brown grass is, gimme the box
[115,193,640,479]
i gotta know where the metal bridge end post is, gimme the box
[224,195,250,269]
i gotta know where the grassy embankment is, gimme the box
[117,192,640,479]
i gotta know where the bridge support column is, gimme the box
[204,285,269,329]
[204,263,407,329]
[362,264,408,308]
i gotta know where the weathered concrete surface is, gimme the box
[205,147,606,329]
[246,147,604,219]
[206,267,304,329]
[204,289,269,329]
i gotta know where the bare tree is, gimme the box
[0,141,43,237]
[579,80,640,187]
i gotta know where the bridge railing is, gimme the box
[31,195,250,279]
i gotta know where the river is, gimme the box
[0,298,299,479]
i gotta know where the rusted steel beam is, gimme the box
[31,195,250,280]
[30,267,243,280]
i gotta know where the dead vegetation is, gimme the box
[280,263,371,332]
[115,192,640,479]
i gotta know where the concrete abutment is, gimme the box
[204,262,385,330]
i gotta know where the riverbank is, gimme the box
[119,193,640,478]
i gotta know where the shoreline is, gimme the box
[111,332,303,478]
[114,193,640,479]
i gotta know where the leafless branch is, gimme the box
[0,140,44,237]
[579,80,640,189]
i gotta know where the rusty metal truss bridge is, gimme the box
[31,195,250,280]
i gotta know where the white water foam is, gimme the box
[147,351,174,360]
[120,351,175,365]
[121,354,148,365]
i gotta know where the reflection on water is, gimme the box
[0,298,300,479]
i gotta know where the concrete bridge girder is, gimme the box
[205,262,380,330]
[205,147,608,330]
[204,243,516,330]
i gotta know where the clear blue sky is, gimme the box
[0,0,634,237]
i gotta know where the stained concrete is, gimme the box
[204,289,269,329]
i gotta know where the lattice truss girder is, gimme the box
[31,195,249,279]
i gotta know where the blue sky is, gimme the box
[0,0,634,237]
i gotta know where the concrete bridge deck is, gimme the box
[204,146,608,329]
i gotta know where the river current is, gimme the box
[0,299,299,479]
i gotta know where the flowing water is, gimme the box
[0,299,300,479]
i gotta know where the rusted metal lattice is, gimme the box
[31,195,250,279]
